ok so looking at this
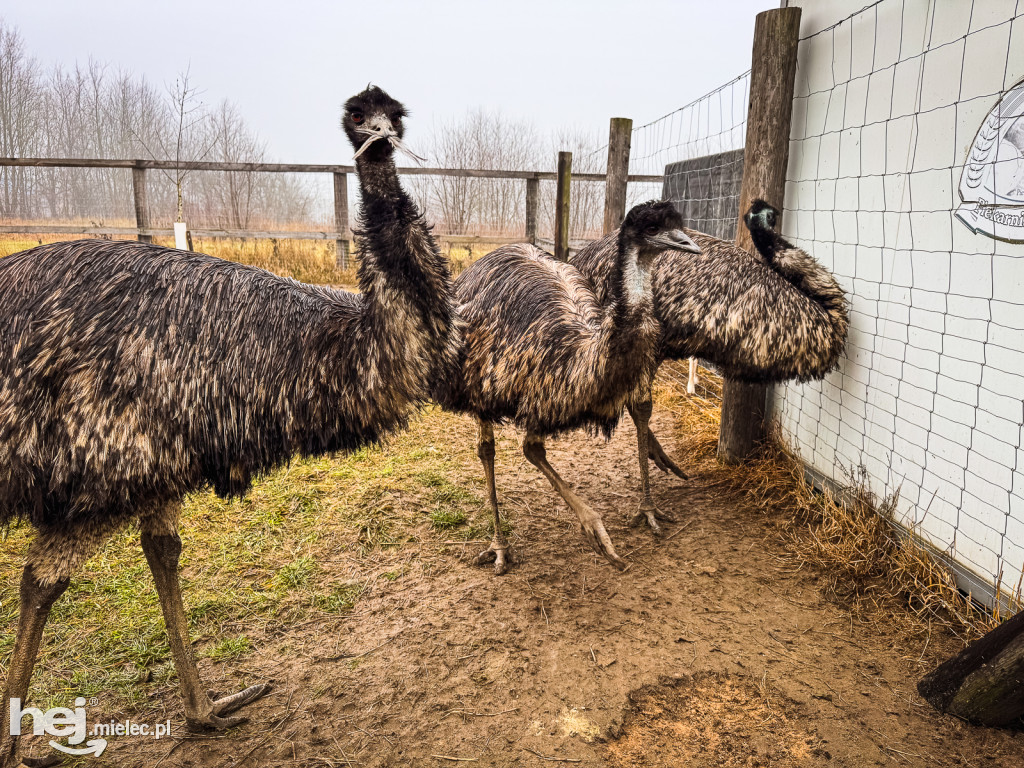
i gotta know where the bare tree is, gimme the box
[417,109,539,235]
[206,100,263,228]
[0,20,44,217]
[132,66,218,247]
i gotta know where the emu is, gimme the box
[440,201,700,573]
[0,86,457,766]
[571,199,849,531]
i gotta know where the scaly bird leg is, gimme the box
[687,357,699,395]
[626,400,680,534]
[626,400,688,479]
[521,433,625,569]
[0,566,70,768]
[140,504,271,731]
[473,420,513,575]
[1,518,125,768]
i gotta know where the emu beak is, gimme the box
[353,115,426,164]
[654,229,701,254]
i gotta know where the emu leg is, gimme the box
[140,509,271,731]
[1,519,124,768]
[687,357,699,395]
[473,420,513,575]
[626,400,688,479]
[0,566,70,768]
[521,433,625,569]
[625,400,679,534]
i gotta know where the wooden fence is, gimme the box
[0,157,662,267]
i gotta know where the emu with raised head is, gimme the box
[0,85,457,767]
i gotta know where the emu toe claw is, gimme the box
[211,683,272,717]
[475,539,513,575]
[649,447,688,480]
[186,683,272,731]
[577,514,626,570]
[629,501,676,534]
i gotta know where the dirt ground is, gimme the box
[14,394,1024,767]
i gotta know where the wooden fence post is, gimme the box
[603,117,632,234]
[525,177,539,245]
[333,171,350,269]
[717,5,802,464]
[554,152,572,262]
[131,165,152,244]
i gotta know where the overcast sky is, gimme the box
[5,0,775,164]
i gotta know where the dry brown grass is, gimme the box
[739,438,1007,642]
[2,231,513,285]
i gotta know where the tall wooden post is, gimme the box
[525,176,539,245]
[131,165,152,244]
[554,152,572,262]
[603,117,632,234]
[333,171,350,269]
[717,6,802,464]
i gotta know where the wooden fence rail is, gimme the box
[0,156,662,268]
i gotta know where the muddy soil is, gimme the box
[29,407,1023,767]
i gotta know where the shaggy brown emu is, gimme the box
[571,199,849,530]
[0,86,457,766]
[441,201,700,574]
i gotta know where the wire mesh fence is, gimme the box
[774,0,1024,608]
[599,71,752,404]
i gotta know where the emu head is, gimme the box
[341,85,424,162]
[744,199,779,233]
[619,200,700,265]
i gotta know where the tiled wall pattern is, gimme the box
[775,0,1024,604]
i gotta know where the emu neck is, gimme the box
[748,226,779,261]
[355,154,402,201]
[349,148,456,404]
[608,242,652,324]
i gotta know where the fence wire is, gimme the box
[774,0,1024,607]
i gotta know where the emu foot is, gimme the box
[186,683,272,731]
[475,538,514,575]
[648,438,688,480]
[577,512,626,570]
[628,500,678,535]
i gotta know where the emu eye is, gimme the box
[351,112,364,124]
[645,225,659,235]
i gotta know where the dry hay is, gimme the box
[605,672,827,767]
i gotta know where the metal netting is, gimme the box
[775,0,1024,608]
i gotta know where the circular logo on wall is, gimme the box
[956,77,1024,244]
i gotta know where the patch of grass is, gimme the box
[204,636,253,662]
[275,556,319,592]
[0,406,481,714]
[313,583,364,614]
[429,507,468,530]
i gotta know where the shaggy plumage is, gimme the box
[442,201,700,573]
[571,199,849,518]
[0,86,456,766]
[0,242,445,528]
